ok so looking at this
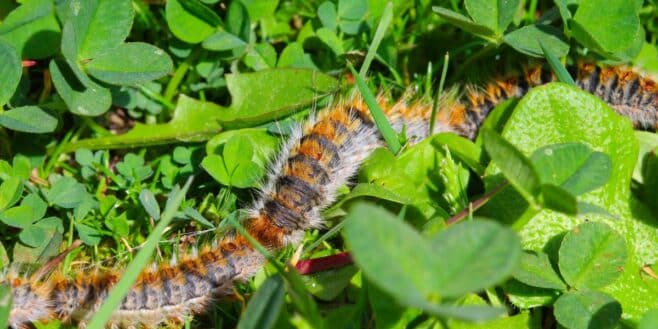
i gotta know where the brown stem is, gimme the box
[446,181,509,225]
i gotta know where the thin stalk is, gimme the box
[430,52,449,135]
[86,177,194,329]
[138,84,176,111]
[359,2,393,77]
[446,182,508,225]
[163,48,202,102]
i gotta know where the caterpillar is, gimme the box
[5,62,658,329]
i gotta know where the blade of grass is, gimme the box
[430,52,450,134]
[0,284,11,329]
[540,40,575,86]
[348,64,402,154]
[86,176,194,329]
[302,220,345,254]
[359,1,393,77]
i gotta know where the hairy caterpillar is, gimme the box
[5,62,658,328]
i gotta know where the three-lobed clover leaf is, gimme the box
[116,153,154,183]
[343,202,520,321]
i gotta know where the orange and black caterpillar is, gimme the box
[6,62,658,328]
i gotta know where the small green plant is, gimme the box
[513,221,627,329]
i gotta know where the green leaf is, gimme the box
[63,0,134,59]
[59,21,91,86]
[634,131,658,183]
[224,135,254,168]
[22,193,47,221]
[10,157,30,181]
[64,95,223,150]
[65,69,337,150]
[239,0,279,21]
[219,69,338,128]
[139,189,160,221]
[49,59,112,116]
[343,203,441,307]
[317,1,338,32]
[11,217,62,263]
[324,183,411,218]
[368,284,421,329]
[513,250,566,290]
[202,31,247,51]
[423,304,506,322]
[337,0,366,35]
[634,43,658,73]
[165,0,221,44]
[554,290,621,329]
[201,154,230,186]
[429,219,521,298]
[558,222,627,290]
[503,24,569,58]
[539,184,577,215]
[46,176,88,209]
[75,223,102,246]
[238,275,285,329]
[202,135,263,188]
[0,177,22,211]
[0,0,60,59]
[0,106,58,133]
[116,153,152,182]
[639,309,658,329]
[277,42,316,69]
[85,43,173,85]
[503,279,560,309]
[478,83,658,320]
[571,0,642,60]
[182,207,215,228]
[301,265,358,301]
[0,284,11,329]
[226,0,250,41]
[531,143,612,196]
[344,203,519,312]
[479,83,633,225]
[432,7,496,39]
[446,311,537,329]
[482,128,540,205]
[19,224,48,247]
[75,149,94,167]
[105,212,130,237]
[358,137,455,220]
[73,196,96,221]
[642,149,658,213]
[316,27,345,55]
[431,133,485,175]
[554,0,573,27]
[206,128,279,167]
[464,0,519,34]
[0,205,33,228]
[244,43,277,70]
[0,41,21,106]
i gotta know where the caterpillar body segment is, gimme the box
[573,63,658,131]
[448,63,658,139]
[6,63,658,328]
